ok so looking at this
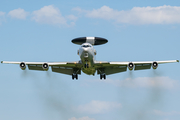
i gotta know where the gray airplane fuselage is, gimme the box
[78,43,96,75]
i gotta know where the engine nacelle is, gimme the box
[42,63,49,71]
[128,62,134,70]
[20,62,26,70]
[152,62,158,69]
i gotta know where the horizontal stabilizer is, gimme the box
[72,37,108,45]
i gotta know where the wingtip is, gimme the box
[1,61,3,63]
[177,60,179,62]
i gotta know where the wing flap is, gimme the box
[105,66,127,75]
[97,65,127,75]
[134,63,151,70]
[51,66,74,75]
[51,66,81,75]
[28,64,44,71]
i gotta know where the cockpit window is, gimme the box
[82,45,91,48]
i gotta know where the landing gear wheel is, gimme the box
[76,74,78,80]
[72,74,74,80]
[100,74,106,80]
[104,74,106,79]
[72,74,78,80]
[84,64,89,68]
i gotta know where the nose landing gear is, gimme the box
[84,64,89,68]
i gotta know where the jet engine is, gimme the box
[152,62,158,69]
[42,63,49,71]
[20,62,26,70]
[128,62,134,70]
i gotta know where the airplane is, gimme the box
[1,37,179,80]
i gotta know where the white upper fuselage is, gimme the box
[78,43,96,75]
[1,36,178,80]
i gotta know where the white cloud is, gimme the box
[32,5,67,25]
[103,77,179,89]
[74,5,180,24]
[8,8,28,20]
[0,11,5,16]
[68,116,95,120]
[76,100,121,114]
[154,110,180,116]
[66,15,78,21]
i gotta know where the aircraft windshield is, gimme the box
[82,45,91,48]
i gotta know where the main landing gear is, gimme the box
[72,74,78,80]
[84,64,89,68]
[100,74,106,80]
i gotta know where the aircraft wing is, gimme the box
[1,61,82,75]
[94,60,179,75]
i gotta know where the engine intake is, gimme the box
[152,62,158,69]
[20,62,26,70]
[128,62,134,70]
[42,63,49,71]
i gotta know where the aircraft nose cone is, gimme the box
[83,48,88,52]
[82,48,89,58]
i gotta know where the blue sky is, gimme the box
[0,0,180,120]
